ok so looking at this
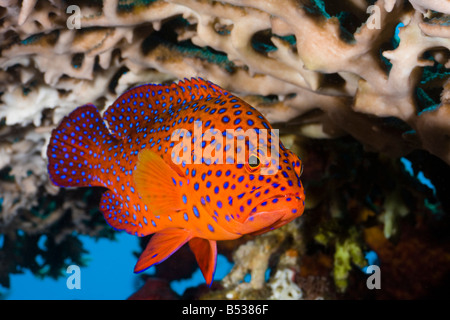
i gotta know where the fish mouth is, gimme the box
[243,193,304,236]
[249,193,304,218]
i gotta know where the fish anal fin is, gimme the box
[189,238,217,286]
[100,190,148,236]
[134,149,184,216]
[134,228,192,273]
[100,190,123,230]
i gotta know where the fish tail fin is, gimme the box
[47,104,113,188]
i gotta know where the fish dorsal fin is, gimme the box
[134,149,185,216]
[134,228,192,273]
[178,78,229,99]
[103,78,229,139]
[189,238,217,286]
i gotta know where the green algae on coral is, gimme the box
[333,228,367,292]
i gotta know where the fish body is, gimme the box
[47,78,305,284]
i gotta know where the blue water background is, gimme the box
[1,232,233,300]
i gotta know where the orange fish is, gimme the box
[47,78,305,285]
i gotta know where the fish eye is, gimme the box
[246,155,261,172]
[249,155,260,167]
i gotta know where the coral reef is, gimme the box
[186,135,449,300]
[268,250,303,300]
[217,222,303,299]
[361,224,450,299]
[1,0,450,160]
[1,0,449,299]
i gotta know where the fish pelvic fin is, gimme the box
[189,238,217,286]
[134,228,192,273]
[47,104,117,188]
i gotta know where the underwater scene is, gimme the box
[0,0,449,301]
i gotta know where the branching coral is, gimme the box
[220,225,291,299]
[1,0,449,157]
[202,221,305,300]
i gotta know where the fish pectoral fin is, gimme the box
[134,228,192,273]
[189,238,217,287]
[134,149,185,216]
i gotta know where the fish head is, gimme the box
[163,93,306,238]
[237,138,305,235]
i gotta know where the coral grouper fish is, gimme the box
[47,78,305,285]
